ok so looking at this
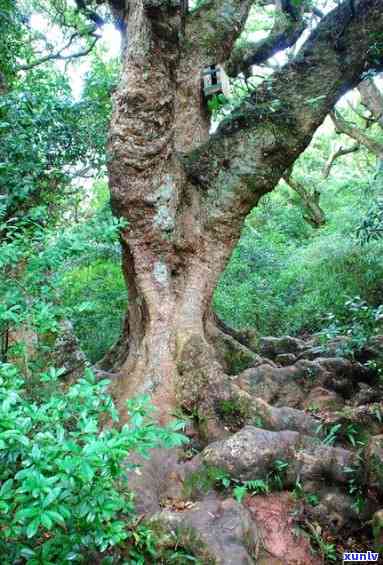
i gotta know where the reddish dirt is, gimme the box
[245,492,322,565]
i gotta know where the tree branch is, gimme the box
[358,78,383,126]
[283,169,326,227]
[322,142,360,178]
[186,0,253,62]
[75,0,106,28]
[16,33,100,72]
[330,110,383,158]
[226,0,313,77]
[182,0,383,240]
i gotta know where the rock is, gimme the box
[245,493,321,565]
[126,448,203,515]
[300,357,367,399]
[297,442,357,484]
[50,320,88,382]
[202,426,358,485]
[354,382,381,405]
[203,426,301,484]
[151,494,259,564]
[259,336,307,358]
[313,335,353,358]
[325,403,383,438]
[303,386,344,412]
[275,353,297,366]
[237,363,308,408]
[238,355,368,409]
[306,487,364,533]
[297,346,326,360]
[360,335,383,364]
[366,435,383,496]
[251,397,320,436]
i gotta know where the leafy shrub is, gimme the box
[318,296,383,356]
[0,199,127,367]
[62,259,127,363]
[0,364,187,564]
[214,178,383,337]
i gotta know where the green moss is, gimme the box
[223,346,256,374]
[182,464,231,500]
[216,395,251,430]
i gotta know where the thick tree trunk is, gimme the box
[106,0,383,430]
[107,1,247,429]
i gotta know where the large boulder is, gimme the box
[259,336,307,358]
[151,494,259,564]
[251,397,320,436]
[366,435,383,496]
[299,336,353,360]
[275,353,297,366]
[303,386,344,412]
[360,335,383,364]
[202,426,358,485]
[237,363,310,407]
[324,403,383,438]
[305,487,368,533]
[238,357,368,408]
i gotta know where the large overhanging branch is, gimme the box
[182,0,383,234]
[226,0,315,77]
[325,77,383,173]
[186,0,254,62]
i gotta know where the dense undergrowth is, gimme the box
[216,172,383,338]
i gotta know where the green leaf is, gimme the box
[26,518,40,538]
[40,512,53,529]
[0,478,14,498]
[47,510,66,526]
[20,547,36,558]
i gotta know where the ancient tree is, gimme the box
[91,0,383,434]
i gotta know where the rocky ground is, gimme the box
[123,334,383,564]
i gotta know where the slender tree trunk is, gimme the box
[283,172,326,228]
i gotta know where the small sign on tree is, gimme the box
[202,64,230,99]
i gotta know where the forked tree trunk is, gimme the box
[106,0,383,431]
[107,2,243,429]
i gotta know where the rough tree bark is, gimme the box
[105,0,383,433]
